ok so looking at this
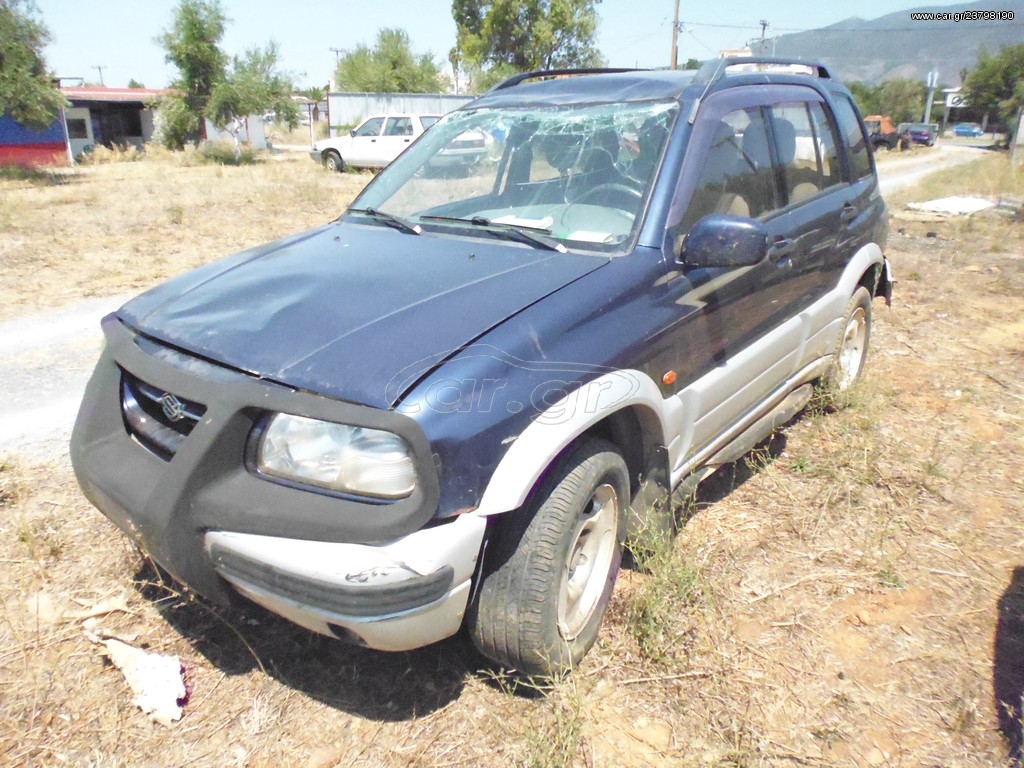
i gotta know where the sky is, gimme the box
[37,0,978,90]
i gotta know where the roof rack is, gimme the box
[487,68,645,93]
[691,56,832,88]
[685,56,833,125]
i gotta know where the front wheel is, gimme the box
[323,150,344,172]
[468,438,628,677]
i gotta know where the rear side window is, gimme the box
[385,117,413,136]
[832,96,871,180]
[808,103,841,187]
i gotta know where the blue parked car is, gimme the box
[71,58,891,677]
[953,122,984,137]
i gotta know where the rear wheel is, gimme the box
[468,438,628,677]
[828,285,872,393]
[323,150,344,172]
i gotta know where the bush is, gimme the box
[198,140,257,165]
[154,93,200,151]
[76,144,145,165]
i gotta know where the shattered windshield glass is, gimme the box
[353,100,678,253]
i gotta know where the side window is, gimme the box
[66,118,89,140]
[354,117,385,138]
[679,107,778,232]
[832,97,871,180]
[808,103,841,188]
[385,117,412,136]
[770,102,841,204]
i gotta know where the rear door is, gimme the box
[373,116,416,166]
[760,98,846,332]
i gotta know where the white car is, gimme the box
[311,114,440,171]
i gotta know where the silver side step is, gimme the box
[706,383,814,467]
[667,383,816,508]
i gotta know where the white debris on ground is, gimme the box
[906,196,996,215]
[26,592,130,623]
[84,619,187,727]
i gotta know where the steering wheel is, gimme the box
[570,183,643,209]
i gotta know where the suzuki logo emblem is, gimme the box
[159,393,186,422]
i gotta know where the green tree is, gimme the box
[453,0,604,92]
[207,43,297,130]
[299,85,326,102]
[298,85,326,122]
[157,0,228,147]
[127,78,145,89]
[0,0,65,129]
[965,43,1024,138]
[335,28,443,93]
[877,78,926,124]
[847,81,882,117]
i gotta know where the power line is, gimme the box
[680,18,1022,33]
[684,28,718,56]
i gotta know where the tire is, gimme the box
[827,285,872,393]
[468,438,628,677]
[323,150,344,172]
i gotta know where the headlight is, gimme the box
[256,414,416,499]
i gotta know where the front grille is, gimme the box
[121,372,207,460]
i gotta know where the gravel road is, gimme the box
[0,144,988,462]
[0,294,129,461]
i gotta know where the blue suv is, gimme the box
[72,58,891,677]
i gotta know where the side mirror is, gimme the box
[350,129,356,137]
[677,215,768,269]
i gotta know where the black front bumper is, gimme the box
[70,315,440,606]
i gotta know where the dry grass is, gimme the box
[0,151,1022,766]
[0,151,370,321]
[887,150,1023,205]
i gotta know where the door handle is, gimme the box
[767,238,794,262]
[840,203,858,223]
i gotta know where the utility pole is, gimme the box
[329,47,344,65]
[670,0,680,69]
[759,20,769,55]
[93,65,105,86]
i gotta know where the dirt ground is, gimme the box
[0,151,1021,767]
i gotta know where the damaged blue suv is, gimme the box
[72,58,891,677]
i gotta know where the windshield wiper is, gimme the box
[419,215,567,253]
[348,207,421,235]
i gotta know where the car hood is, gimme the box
[315,136,352,151]
[118,222,608,409]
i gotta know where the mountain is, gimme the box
[770,0,1024,85]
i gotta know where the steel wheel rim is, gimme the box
[837,307,867,389]
[558,483,618,640]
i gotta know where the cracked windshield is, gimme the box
[357,101,678,251]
